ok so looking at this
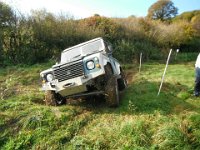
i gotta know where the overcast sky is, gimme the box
[1,0,200,18]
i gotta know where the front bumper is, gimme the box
[41,67,105,96]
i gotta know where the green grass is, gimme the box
[0,61,200,149]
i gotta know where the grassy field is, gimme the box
[0,61,200,150]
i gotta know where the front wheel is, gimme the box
[104,65,119,107]
[45,91,66,106]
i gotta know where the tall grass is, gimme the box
[176,52,198,62]
[0,61,200,149]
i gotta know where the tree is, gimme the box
[147,0,178,21]
[0,1,14,27]
[0,1,14,63]
[82,15,122,41]
[191,14,200,36]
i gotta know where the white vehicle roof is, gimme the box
[62,37,104,53]
[60,37,105,63]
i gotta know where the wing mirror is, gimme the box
[108,45,113,54]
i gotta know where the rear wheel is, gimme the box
[45,91,66,106]
[104,65,119,107]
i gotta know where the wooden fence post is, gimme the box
[139,52,142,74]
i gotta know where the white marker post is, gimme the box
[139,53,142,74]
[175,49,179,60]
[157,49,173,96]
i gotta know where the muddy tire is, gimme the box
[45,91,66,106]
[118,69,128,91]
[104,65,119,107]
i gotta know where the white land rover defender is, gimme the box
[40,37,127,107]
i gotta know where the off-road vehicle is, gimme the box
[40,37,127,107]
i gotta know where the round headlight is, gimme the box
[46,74,54,82]
[86,61,95,70]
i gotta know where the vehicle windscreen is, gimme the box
[60,39,104,63]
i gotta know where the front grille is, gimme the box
[53,61,84,82]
